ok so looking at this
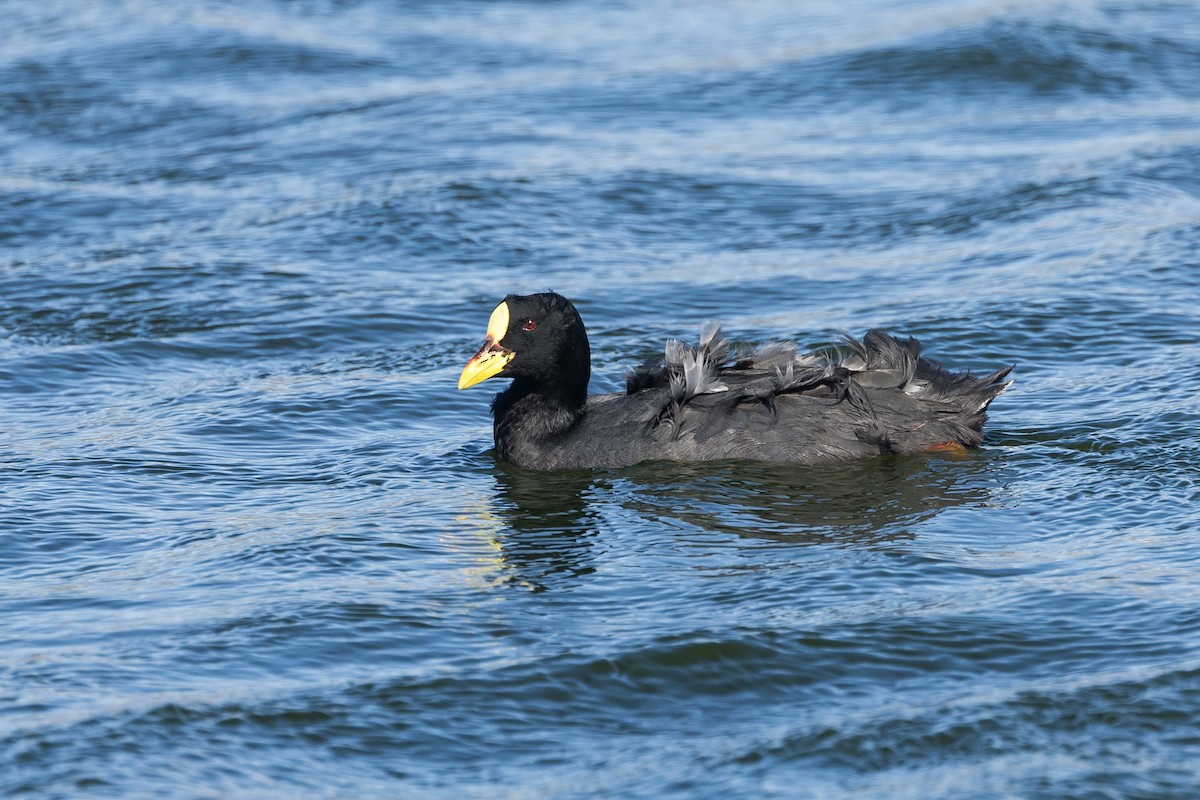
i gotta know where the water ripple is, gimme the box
[4,0,1200,797]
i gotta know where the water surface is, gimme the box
[3,1,1200,797]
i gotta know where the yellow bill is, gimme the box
[457,301,514,389]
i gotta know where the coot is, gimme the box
[458,292,1011,470]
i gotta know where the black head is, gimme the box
[458,292,591,407]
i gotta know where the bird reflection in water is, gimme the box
[480,449,1006,590]
[486,464,605,592]
[619,451,1004,545]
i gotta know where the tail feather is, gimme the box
[840,330,918,390]
[627,323,1012,450]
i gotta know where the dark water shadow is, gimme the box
[486,449,1007,588]
[615,451,1005,545]
[487,463,605,592]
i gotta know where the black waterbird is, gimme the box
[458,293,1011,470]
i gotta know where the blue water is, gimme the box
[3,1,1200,797]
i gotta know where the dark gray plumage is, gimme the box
[459,292,1012,471]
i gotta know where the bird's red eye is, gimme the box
[522,319,538,331]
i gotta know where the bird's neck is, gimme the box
[492,378,586,462]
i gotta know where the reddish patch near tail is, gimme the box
[924,441,970,455]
